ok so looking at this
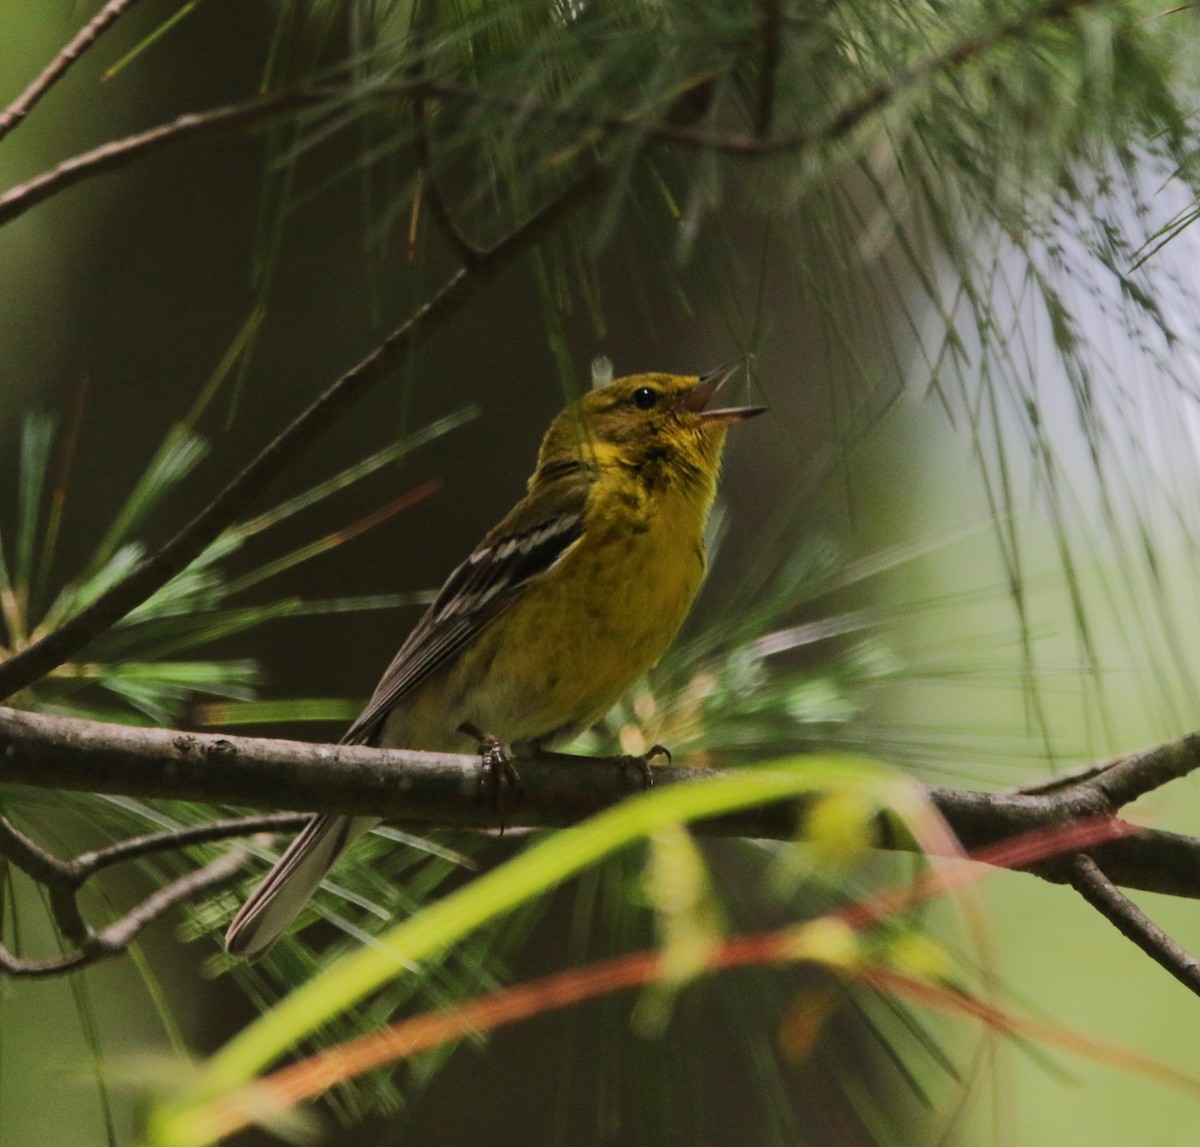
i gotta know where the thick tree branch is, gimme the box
[3,706,1200,901]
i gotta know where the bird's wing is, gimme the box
[226,473,593,959]
[342,473,590,746]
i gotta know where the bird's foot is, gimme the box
[460,722,522,821]
[537,742,669,788]
[614,742,669,789]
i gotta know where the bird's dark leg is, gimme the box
[534,741,668,789]
[615,742,667,788]
[459,722,522,819]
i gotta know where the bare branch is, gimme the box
[0,805,307,978]
[4,707,1200,901]
[6,705,1200,981]
[0,851,245,979]
[0,801,297,973]
[0,811,76,885]
[72,812,309,878]
[0,0,146,144]
[1069,854,1200,997]
[98,848,245,948]
[0,89,343,231]
[0,807,301,886]
[1082,736,1200,808]
[0,938,89,978]
[411,130,485,267]
[1004,757,1119,795]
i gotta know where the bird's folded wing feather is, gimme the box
[342,474,590,746]
[225,470,591,958]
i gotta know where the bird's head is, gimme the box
[535,364,765,489]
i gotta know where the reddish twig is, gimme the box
[188,819,1190,1141]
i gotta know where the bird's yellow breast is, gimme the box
[394,468,714,753]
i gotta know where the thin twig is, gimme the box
[0,813,93,946]
[415,154,484,266]
[1003,755,1124,795]
[0,166,602,702]
[411,115,485,266]
[1082,734,1200,809]
[0,813,76,885]
[0,0,146,143]
[1069,853,1200,996]
[0,87,336,230]
[0,807,299,885]
[0,850,245,979]
[0,805,292,969]
[71,812,310,877]
[418,0,1094,158]
[0,938,88,977]
[48,885,92,949]
[0,794,305,977]
[100,848,246,948]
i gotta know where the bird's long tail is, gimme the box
[225,814,379,959]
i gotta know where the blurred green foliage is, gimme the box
[5,0,1200,1145]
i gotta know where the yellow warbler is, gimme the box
[226,365,764,958]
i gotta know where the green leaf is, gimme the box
[16,412,54,597]
[149,756,929,1146]
[91,425,209,572]
[633,823,722,1036]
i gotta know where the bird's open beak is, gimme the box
[678,361,767,426]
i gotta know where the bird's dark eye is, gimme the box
[632,386,659,410]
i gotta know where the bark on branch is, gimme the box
[2,705,1199,899]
